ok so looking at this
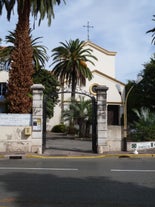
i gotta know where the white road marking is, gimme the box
[111,169,155,172]
[0,167,78,171]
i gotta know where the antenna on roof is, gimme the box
[83,21,94,41]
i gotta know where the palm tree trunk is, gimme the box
[7,0,34,113]
[79,119,85,138]
[71,68,76,101]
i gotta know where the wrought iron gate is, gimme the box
[43,90,97,153]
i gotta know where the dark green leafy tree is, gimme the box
[129,107,155,141]
[126,80,142,125]
[126,15,155,137]
[0,0,64,113]
[127,56,155,125]
[33,69,59,118]
[51,39,97,101]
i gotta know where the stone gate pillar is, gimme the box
[31,84,44,154]
[96,85,109,154]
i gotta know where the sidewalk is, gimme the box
[30,132,155,159]
[1,132,155,159]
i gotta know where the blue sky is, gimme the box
[0,0,155,83]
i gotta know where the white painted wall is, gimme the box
[127,141,155,152]
[84,41,116,78]
[0,126,32,153]
[0,70,8,82]
[84,72,124,103]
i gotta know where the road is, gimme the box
[0,157,155,207]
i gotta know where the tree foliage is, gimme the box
[0,0,64,113]
[0,30,48,71]
[7,1,34,113]
[33,69,59,118]
[63,96,92,138]
[146,14,155,44]
[51,39,97,100]
[0,0,63,25]
[125,16,155,140]
[129,107,155,141]
[126,56,155,125]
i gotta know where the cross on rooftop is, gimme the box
[83,21,94,41]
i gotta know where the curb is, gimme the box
[25,153,155,159]
[26,154,107,159]
[0,153,155,159]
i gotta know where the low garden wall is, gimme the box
[0,114,43,154]
[0,114,32,153]
[127,141,155,152]
[0,84,44,154]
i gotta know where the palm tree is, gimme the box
[0,30,48,71]
[147,15,155,44]
[0,0,63,113]
[63,96,92,137]
[51,38,97,101]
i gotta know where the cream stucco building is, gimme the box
[0,41,125,152]
[47,41,125,131]
[0,41,125,131]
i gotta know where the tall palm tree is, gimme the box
[0,30,48,71]
[51,38,97,100]
[147,15,155,44]
[0,0,63,113]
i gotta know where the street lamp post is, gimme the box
[123,84,135,150]
[116,76,142,151]
[122,75,143,151]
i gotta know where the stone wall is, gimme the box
[0,126,32,153]
[107,125,122,151]
[0,84,44,154]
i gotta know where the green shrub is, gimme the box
[51,124,67,133]
[129,107,155,141]
[66,125,78,135]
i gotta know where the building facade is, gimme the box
[0,41,125,130]
[47,41,125,131]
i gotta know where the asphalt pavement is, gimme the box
[1,158,155,207]
[41,132,155,158]
[44,132,94,156]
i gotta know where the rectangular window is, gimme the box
[0,82,7,96]
[0,58,9,71]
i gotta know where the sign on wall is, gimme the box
[0,114,32,126]
[33,118,41,131]
[128,141,155,151]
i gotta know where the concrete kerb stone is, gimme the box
[0,155,4,159]
[0,153,155,159]
[26,153,155,159]
[25,153,155,159]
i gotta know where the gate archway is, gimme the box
[43,89,97,153]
